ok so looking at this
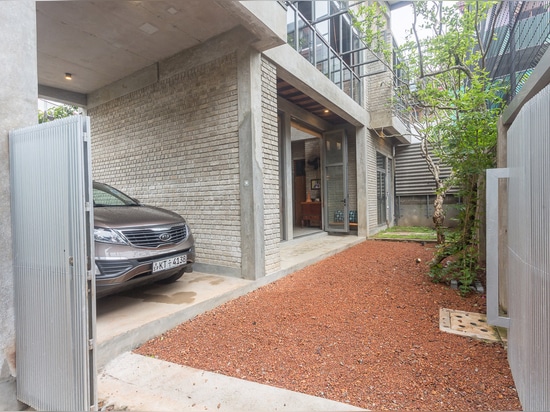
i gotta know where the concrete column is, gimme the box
[356,126,369,238]
[0,2,38,410]
[237,48,265,280]
[280,112,293,241]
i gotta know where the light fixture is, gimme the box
[323,109,329,114]
[65,73,72,80]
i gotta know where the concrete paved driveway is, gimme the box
[96,233,366,411]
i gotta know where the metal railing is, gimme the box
[286,1,362,104]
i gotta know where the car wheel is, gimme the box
[156,269,185,284]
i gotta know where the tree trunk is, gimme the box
[433,191,446,244]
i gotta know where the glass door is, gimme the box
[323,130,348,232]
[376,152,387,225]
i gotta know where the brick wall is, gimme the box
[89,53,242,272]
[261,57,281,274]
[366,130,393,234]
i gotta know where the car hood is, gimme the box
[94,205,185,229]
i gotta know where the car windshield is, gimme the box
[93,182,139,207]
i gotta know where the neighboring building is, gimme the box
[483,1,550,104]
[486,2,550,409]
[0,1,410,409]
[394,143,460,228]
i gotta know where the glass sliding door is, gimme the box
[324,130,348,232]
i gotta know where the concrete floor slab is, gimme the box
[96,272,254,368]
[96,234,366,411]
[99,352,365,411]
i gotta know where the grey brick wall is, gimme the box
[261,57,281,274]
[367,68,392,112]
[366,130,393,235]
[89,53,242,272]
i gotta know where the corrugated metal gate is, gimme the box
[488,81,550,410]
[505,84,550,410]
[9,116,96,411]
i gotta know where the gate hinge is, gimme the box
[83,132,89,142]
[88,339,94,350]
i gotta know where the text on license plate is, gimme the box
[152,254,187,273]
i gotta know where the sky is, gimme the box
[391,5,415,45]
[391,3,431,45]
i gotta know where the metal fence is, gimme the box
[506,84,550,410]
[488,50,550,410]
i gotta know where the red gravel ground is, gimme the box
[136,240,521,411]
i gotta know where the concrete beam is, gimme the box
[38,85,87,107]
[264,44,368,127]
[87,64,158,110]
[88,26,257,109]
[278,97,331,132]
[218,1,287,52]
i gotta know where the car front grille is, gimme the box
[120,223,188,248]
[95,260,134,277]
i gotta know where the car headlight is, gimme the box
[94,227,128,245]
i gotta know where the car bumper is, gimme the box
[94,237,195,297]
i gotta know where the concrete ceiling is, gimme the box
[36,1,248,97]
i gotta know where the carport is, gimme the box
[2,2,288,410]
[94,233,362,370]
[1,2,369,410]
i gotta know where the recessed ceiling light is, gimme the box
[323,109,329,114]
[139,22,159,35]
[65,73,72,80]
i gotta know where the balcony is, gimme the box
[286,1,362,105]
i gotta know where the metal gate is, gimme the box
[488,71,550,409]
[9,116,96,411]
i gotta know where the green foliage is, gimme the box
[428,228,480,295]
[38,104,79,123]
[352,1,507,294]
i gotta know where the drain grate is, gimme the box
[439,308,506,343]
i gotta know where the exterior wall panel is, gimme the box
[89,54,242,274]
[395,143,456,196]
[506,83,550,410]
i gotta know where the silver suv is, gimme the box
[93,181,195,297]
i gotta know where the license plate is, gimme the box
[152,254,187,273]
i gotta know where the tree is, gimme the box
[353,1,506,293]
[38,103,79,123]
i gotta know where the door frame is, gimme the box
[322,129,349,233]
